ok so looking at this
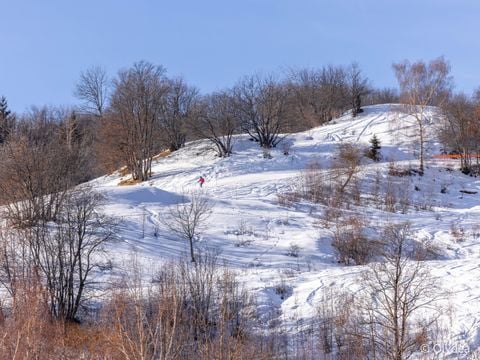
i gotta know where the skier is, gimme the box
[198,176,205,188]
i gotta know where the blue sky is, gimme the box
[1,0,479,112]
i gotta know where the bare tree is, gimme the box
[287,65,349,127]
[52,187,115,320]
[164,192,212,263]
[287,68,324,128]
[364,87,399,105]
[75,65,110,117]
[348,63,369,117]
[440,92,480,173]
[0,107,91,226]
[234,74,289,148]
[178,252,218,343]
[192,91,238,157]
[393,57,452,174]
[0,187,115,321]
[160,77,199,152]
[356,223,443,359]
[110,61,169,181]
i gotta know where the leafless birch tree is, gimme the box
[393,57,452,174]
[357,223,443,359]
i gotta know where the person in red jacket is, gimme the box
[198,176,205,187]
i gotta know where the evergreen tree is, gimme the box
[0,96,15,143]
[367,134,381,161]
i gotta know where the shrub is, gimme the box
[286,243,301,257]
[331,215,378,265]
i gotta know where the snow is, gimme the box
[90,104,480,355]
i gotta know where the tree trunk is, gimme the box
[419,120,425,175]
[189,237,196,263]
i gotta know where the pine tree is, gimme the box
[0,96,15,143]
[367,134,381,161]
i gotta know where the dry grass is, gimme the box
[116,150,170,184]
[118,166,129,177]
[118,177,142,186]
[152,149,171,160]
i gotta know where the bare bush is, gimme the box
[273,277,291,300]
[332,143,363,195]
[0,279,65,359]
[449,220,465,242]
[102,253,266,360]
[102,262,185,359]
[315,289,365,359]
[290,148,363,210]
[277,191,301,208]
[299,161,330,204]
[388,161,418,177]
[286,243,301,258]
[331,215,378,265]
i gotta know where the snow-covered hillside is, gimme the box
[93,104,480,356]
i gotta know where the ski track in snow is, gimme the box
[356,113,383,141]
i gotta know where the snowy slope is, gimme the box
[92,104,480,356]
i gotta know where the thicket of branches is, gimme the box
[0,253,288,359]
[0,245,446,359]
[0,187,115,322]
[439,91,480,174]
